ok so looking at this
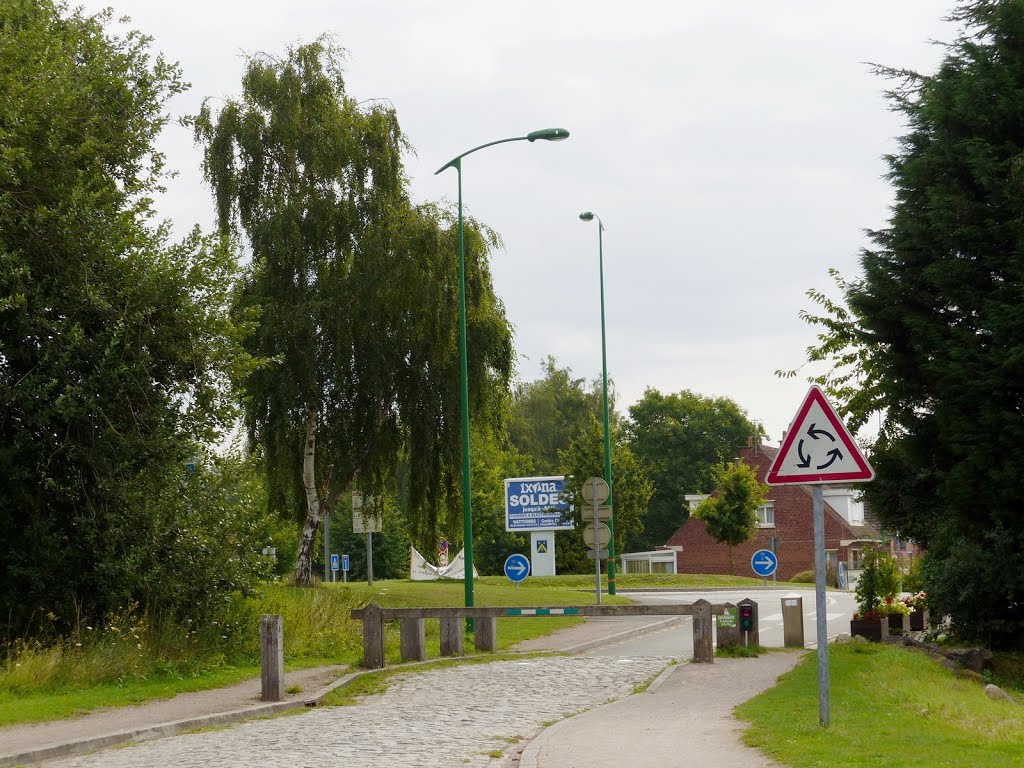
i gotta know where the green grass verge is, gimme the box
[736,642,1024,768]
[0,665,258,727]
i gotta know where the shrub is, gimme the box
[855,547,900,616]
[791,570,814,583]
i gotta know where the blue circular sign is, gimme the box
[503,553,531,583]
[750,549,778,577]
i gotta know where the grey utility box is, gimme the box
[781,595,805,648]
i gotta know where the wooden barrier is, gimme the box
[351,599,753,669]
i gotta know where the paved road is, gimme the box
[37,656,672,768]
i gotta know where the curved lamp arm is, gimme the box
[435,128,569,174]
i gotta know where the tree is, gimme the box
[783,1,1024,648]
[0,1,252,634]
[508,356,606,473]
[693,462,767,574]
[195,39,513,585]
[558,418,653,574]
[626,389,759,551]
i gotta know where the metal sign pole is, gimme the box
[593,479,601,605]
[323,512,330,583]
[813,484,831,726]
[366,532,374,586]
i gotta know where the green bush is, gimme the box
[855,547,900,616]
[789,568,838,587]
[903,555,925,593]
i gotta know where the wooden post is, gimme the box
[692,599,713,663]
[400,618,427,662]
[716,602,740,648]
[738,598,759,647]
[440,617,464,657]
[362,602,386,669]
[474,616,497,653]
[260,614,284,701]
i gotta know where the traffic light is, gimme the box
[740,604,754,631]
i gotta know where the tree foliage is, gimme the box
[194,39,513,583]
[784,1,1024,647]
[0,1,252,634]
[626,389,759,551]
[693,461,766,574]
[508,356,607,473]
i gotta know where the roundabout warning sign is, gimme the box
[767,386,873,485]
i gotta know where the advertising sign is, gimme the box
[504,476,573,532]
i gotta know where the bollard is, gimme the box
[440,617,464,656]
[782,595,805,647]
[260,614,285,701]
[692,599,714,663]
[716,602,740,648]
[362,603,385,669]
[400,618,427,662]
[474,617,498,653]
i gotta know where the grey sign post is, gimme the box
[582,477,610,605]
[766,385,874,727]
[353,493,383,586]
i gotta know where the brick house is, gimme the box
[663,442,882,580]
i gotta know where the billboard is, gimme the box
[504,476,574,532]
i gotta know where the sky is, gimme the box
[78,0,959,442]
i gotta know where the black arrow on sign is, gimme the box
[807,422,835,441]
[796,439,812,468]
[817,448,844,470]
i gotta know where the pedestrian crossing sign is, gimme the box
[536,539,548,553]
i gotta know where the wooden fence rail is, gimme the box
[351,599,752,669]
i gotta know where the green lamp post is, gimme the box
[579,211,616,595]
[435,128,570,612]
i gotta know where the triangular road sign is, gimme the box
[767,385,873,485]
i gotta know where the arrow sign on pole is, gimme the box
[750,548,778,578]
[767,386,873,485]
[503,553,530,584]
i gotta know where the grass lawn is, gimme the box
[736,641,1024,768]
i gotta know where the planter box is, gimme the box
[850,617,886,642]
[887,613,910,633]
[909,609,929,631]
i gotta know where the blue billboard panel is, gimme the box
[504,476,574,532]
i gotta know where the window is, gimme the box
[756,502,775,528]
[850,548,863,570]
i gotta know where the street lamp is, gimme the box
[579,211,617,595]
[435,128,570,612]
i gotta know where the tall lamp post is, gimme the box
[436,128,570,612]
[579,211,616,595]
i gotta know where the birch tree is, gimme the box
[195,39,512,584]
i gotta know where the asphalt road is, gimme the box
[585,588,857,658]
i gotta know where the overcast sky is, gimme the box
[79,0,958,442]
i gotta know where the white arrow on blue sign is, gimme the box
[503,553,531,583]
[750,548,778,577]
